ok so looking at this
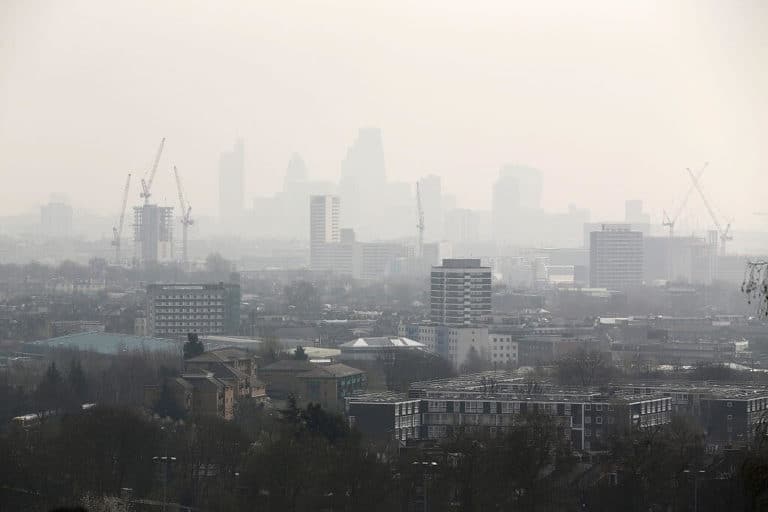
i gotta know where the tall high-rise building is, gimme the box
[40,200,73,238]
[339,127,387,237]
[492,170,520,242]
[310,195,341,271]
[625,199,651,235]
[310,195,340,246]
[445,208,480,243]
[499,164,542,210]
[493,164,544,244]
[133,204,174,265]
[219,139,245,220]
[589,224,643,289]
[430,258,492,326]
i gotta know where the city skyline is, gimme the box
[1,0,766,229]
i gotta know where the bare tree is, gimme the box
[743,260,768,317]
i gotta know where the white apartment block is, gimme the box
[489,333,519,366]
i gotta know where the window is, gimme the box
[465,401,482,413]
[595,404,603,412]
[585,429,592,437]
[727,414,733,420]
[585,416,591,424]
[596,416,603,424]
[727,402,733,408]
[585,404,591,411]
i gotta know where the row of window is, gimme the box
[155,294,224,299]
[394,402,419,416]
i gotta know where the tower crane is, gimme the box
[686,165,732,255]
[173,165,193,267]
[662,162,708,238]
[416,181,425,258]
[140,137,166,204]
[111,173,132,265]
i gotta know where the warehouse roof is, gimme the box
[30,332,179,355]
[339,337,425,349]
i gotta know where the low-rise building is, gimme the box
[615,383,768,448]
[297,363,367,411]
[182,371,235,420]
[145,371,235,420]
[488,334,518,366]
[399,323,489,369]
[338,336,426,363]
[185,347,264,399]
[260,360,367,411]
[346,392,422,443]
[407,372,671,453]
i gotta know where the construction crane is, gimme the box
[416,181,425,258]
[140,137,166,204]
[173,165,193,267]
[111,173,132,265]
[662,162,708,238]
[686,165,732,255]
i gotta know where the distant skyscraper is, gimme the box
[492,171,520,241]
[310,195,341,271]
[625,199,651,234]
[589,224,643,289]
[419,174,443,241]
[283,152,308,190]
[493,164,544,244]
[340,127,386,184]
[445,208,479,243]
[310,195,340,246]
[339,128,387,236]
[219,139,244,220]
[133,204,174,265]
[430,258,492,326]
[499,164,542,210]
[40,200,73,238]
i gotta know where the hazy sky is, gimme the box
[1,0,766,230]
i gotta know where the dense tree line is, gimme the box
[3,397,768,511]
[0,349,180,424]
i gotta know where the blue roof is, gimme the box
[31,331,180,355]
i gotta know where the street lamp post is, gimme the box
[412,460,438,512]
[683,469,706,512]
[153,422,177,512]
[152,455,177,512]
